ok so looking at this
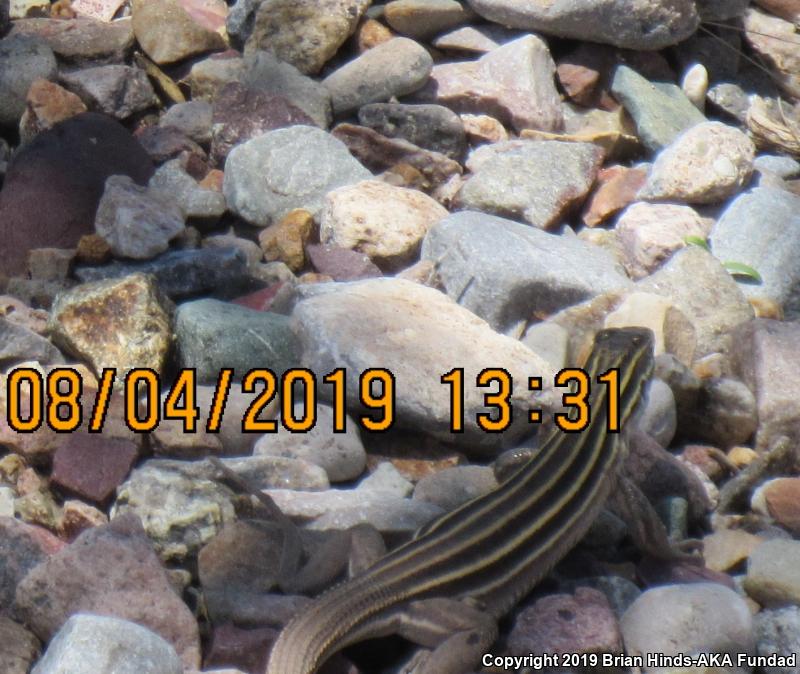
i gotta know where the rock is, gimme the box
[680,377,757,449]
[412,465,497,511]
[358,462,413,497]
[615,202,712,279]
[744,8,800,99]
[582,165,648,227]
[640,122,755,204]
[159,100,213,144]
[331,123,462,190]
[0,616,40,674]
[413,34,562,133]
[422,211,631,333]
[620,583,755,673]
[432,23,522,53]
[320,180,447,270]
[744,539,800,607]
[384,0,475,41]
[132,0,226,65]
[148,158,226,226]
[358,103,466,160]
[242,50,332,129]
[254,402,366,482]
[210,83,315,164]
[508,588,622,659]
[611,65,707,153]
[756,478,800,535]
[460,113,508,144]
[0,35,57,127]
[635,379,677,448]
[466,0,699,50]
[8,17,134,65]
[95,175,185,259]
[696,0,750,20]
[73,247,251,301]
[457,139,603,228]
[322,37,433,115]
[754,607,800,674]
[266,488,444,534]
[637,246,754,358]
[59,65,158,120]
[305,243,383,281]
[711,187,800,320]
[753,0,800,23]
[0,317,64,365]
[0,112,153,277]
[681,62,708,110]
[258,209,313,271]
[51,433,139,505]
[703,529,763,573]
[174,298,298,383]
[291,277,555,450]
[31,614,182,674]
[48,273,172,378]
[205,624,277,674]
[14,515,201,668]
[245,0,369,75]
[18,80,88,144]
[187,52,246,101]
[58,500,108,540]
[754,154,800,179]
[223,126,371,226]
[134,126,204,164]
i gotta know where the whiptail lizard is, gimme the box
[266,327,656,674]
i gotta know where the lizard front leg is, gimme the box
[393,598,499,674]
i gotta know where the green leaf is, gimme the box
[723,261,763,283]
[684,235,710,251]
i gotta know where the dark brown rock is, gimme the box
[51,433,139,505]
[13,514,201,668]
[0,616,40,674]
[210,82,314,164]
[0,112,153,276]
[306,243,382,281]
[205,623,276,673]
[134,125,205,163]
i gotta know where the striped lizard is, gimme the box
[266,327,657,674]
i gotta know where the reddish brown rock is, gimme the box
[210,83,315,165]
[557,62,600,107]
[754,0,800,22]
[14,514,201,668]
[679,444,726,482]
[0,112,153,276]
[51,433,139,505]
[508,587,622,657]
[582,165,648,227]
[205,623,276,673]
[306,243,382,281]
[232,282,287,312]
[19,79,87,144]
[762,477,800,535]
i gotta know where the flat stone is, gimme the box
[305,243,383,281]
[744,8,800,99]
[9,17,134,65]
[702,528,763,573]
[174,297,298,383]
[14,515,201,668]
[31,614,182,674]
[0,34,57,127]
[0,317,63,365]
[711,187,800,319]
[48,273,172,378]
[291,277,555,451]
[245,0,369,75]
[0,112,153,277]
[223,126,371,226]
[51,433,139,505]
[412,465,497,511]
[432,23,522,53]
[413,34,562,134]
[467,0,699,50]
[73,247,251,300]
[421,210,631,333]
[160,100,213,144]
[358,103,466,160]
[640,121,755,204]
[582,165,648,227]
[132,0,226,65]
[457,139,603,228]
[745,539,800,607]
[322,37,433,115]
[611,65,707,153]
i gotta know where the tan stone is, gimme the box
[258,208,314,271]
[703,529,763,572]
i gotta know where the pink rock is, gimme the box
[762,477,800,535]
[205,623,275,673]
[51,432,139,505]
[582,165,647,227]
[232,283,286,311]
[508,587,622,657]
[14,514,201,668]
[306,243,382,281]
